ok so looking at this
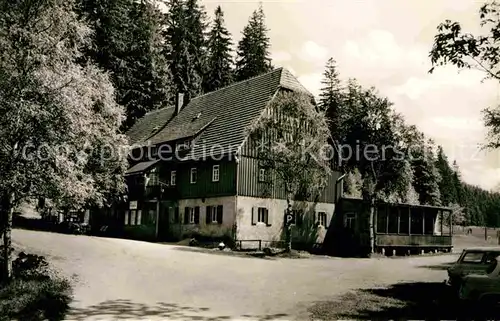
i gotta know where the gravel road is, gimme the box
[12,229,458,320]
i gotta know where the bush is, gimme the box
[0,251,73,320]
[0,277,72,321]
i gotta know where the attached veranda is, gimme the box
[375,203,453,255]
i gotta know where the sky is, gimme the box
[200,0,500,191]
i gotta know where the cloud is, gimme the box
[271,50,292,62]
[299,41,328,62]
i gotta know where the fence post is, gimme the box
[259,240,262,251]
[485,226,488,241]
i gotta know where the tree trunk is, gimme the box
[285,195,292,253]
[369,197,375,255]
[2,192,14,282]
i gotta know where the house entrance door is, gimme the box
[157,201,174,241]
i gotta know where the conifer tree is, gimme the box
[434,145,457,206]
[163,0,205,101]
[319,57,344,139]
[235,4,272,82]
[77,0,171,131]
[204,5,233,92]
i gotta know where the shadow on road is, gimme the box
[171,246,275,260]
[308,281,498,320]
[418,262,453,271]
[67,299,289,320]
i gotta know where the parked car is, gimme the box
[459,257,500,309]
[58,221,90,235]
[446,247,500,290]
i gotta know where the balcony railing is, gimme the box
[376,234,452,247]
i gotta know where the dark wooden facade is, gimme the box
[324,197,453,257]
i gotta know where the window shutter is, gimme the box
[194,206,200,224]
[217,205,223,224]
[252,207,257,225]
[314,212,317,226]
[184,208,189,224]
[266,209,271,226]
[206,206,211,224]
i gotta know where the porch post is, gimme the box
[155,199,160,240]
[440,210,443,235]
[397,208,400,234]
[422,210,425,235]
[449,210,453,236]
[408,207,411,235]
[386,207,389,233]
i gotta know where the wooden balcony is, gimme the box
[375,234,452,248]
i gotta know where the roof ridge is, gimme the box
[190,67,284,102]
[144,106,175,117]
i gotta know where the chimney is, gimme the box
[175,92,185,115]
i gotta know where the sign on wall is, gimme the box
[129,201,138,210]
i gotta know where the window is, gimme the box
[344,212,355,229]
[486,259,498,274]
[252,207,270,225]
[130,210,136,226]
[137,210,142,225]
[184,206,200,224]
[317,212,328,227]
[410,208,423,234]
[399,209,409,234]
[212,165,219,182]
[461,252,484,263]
[387,206,399,234]
[170,170,176,186]
[206,205,223,224]
[147,168,158,186]
[258,168,266,182]
[124,210,129,225]
[377,205,387,233]
[485,252,500,264]
[190,168,197,184]
[258,208,268,223]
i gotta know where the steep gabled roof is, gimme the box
[126,107,176,146]
[133,68,312,161]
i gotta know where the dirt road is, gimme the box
[12,229,458,320]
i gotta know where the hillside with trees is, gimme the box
[318,56,500,228]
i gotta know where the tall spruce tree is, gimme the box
[77,0,171,131]
[319,57,344,139]
[410,138,442,206]
[163,0,204,101]
[204,5,233,92]
[235,4,272,82]
[185,0,208,87]
[435,145,457,206]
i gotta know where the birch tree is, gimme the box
[0,0,127,281]
[248,91,331,252]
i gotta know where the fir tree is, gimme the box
[204,5,233,92]
[319,57,344,139]
[163,0,203,101]
[185,0,208,87]
[434,145,457,206]
[235,4,272,82]
[77,0,170,131]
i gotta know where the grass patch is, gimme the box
[0,251,73,321]
[0,277,72,321]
